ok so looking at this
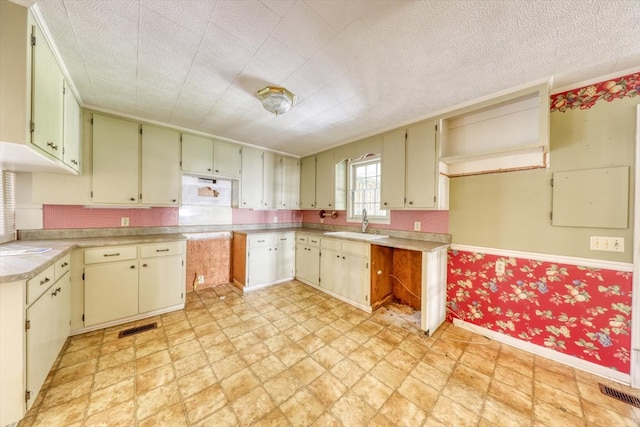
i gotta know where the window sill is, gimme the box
[346,217,391,225]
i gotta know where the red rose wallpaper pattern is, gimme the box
[447,249,632,373]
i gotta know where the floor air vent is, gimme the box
[118,322,157,338]
[599,383,640,408]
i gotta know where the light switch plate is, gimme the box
[590,236,624,252]
[414,221,421,231]
[120,217,129,227]
[495,260,506,276]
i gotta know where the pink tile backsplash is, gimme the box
[301,209,448,233]
[43,205,179,229]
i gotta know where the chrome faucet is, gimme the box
[361,208,369,233]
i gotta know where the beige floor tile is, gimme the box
[263,370,302,405]
[379,392,427,427]
[497,349,534,378]
[481,396,531,427]
[56,344,101,369]
[220,367,260,400]
[442,377,487,414]
[276,343,308,367]
[459,349,497,377]
[311,345,344,370]
[410,360,450,391]
[297,333,326,354]
[535,366,578,395]
[211,353,247,381]
[307,372,348,407]
[315,325,342,344]
[351,374,394,411]
[582,399,638,427]
[330,357,365,387]
[534,381,583,418]
[177,365,218,399]
[204,340,236,363]
[174,350,209,378]
[348,345,383,371]
[184,384,228,424]
[398,374,439,411]
[252,409,290,427]
[136,382,181,421]
[430,395,481,427]
[493,364,533,395]
[32,395,89,427]
[368,413,396,427]
[138,402,188,427]
[92,361,134,391]
[87,377,135,416]
[331,390,376,426]
[85,400,135,426]
[420,346,457,374]
[289,357,326,385]
[280,389,325,426]
[488,378,533,416]
[135,349,172,373]
[370,359,408,389]
[197,405,239,427]
[39,375,93,409]
[97,347,135,371]
[577,381,640,421]
[166,327,198,347]
[136,363,175,394]
[50,358,97,387]
[251,354,286,382]
[311,413,342,427]
[230,331,261,350]
[230,386,275,426]
[169,337,202,361]
[450,363,492,394]
[533,399,586,426]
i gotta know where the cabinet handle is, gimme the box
[257,240,265,243]
[47,142,58,150]
[155,249,170,252]
[142,263,148,267]
[274,248,278,251]
[130,265,136,269]
[40,277,50,286]
[103,253,120,257]
[71,159,78,165]
[130,197,135,201]
[60,262,69,268]
[51,287,61,296]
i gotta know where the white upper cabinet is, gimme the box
[315,151,335,209]
[30,22,64,161]
[141,125,181,206]
[181,135,241,179]
[91,114,140,204]
[240,146,264,208]
[262,151,276,209]
[380,121,441,210]
[181,133,213,175]
[277,156,300,210]
[380,129,406,209]
[213,139,241,178]
[62,80,81,171]
[299,156,316,209]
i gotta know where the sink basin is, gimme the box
[0,247,51,257]
[323,231,389,240]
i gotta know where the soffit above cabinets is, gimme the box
[28,0,640,156]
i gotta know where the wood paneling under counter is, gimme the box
[186,235,232,292]
[370,245,422,311]
[231,233,246,287]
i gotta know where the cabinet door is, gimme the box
[213,140,241,178]
[141,125,181,205]
[240,146,264,208]
[31,24,63,160]
[299,156,316,209]
[247,246,274,287]
[26,287,56,410]
[139,255,183,313]
[62,80,81,171]
[319,247,340,294]
[315,151,335,209]
[296,245,319,286]
[84,261,139,326]
[380,129,406,209]
[182,133,213,175]
[54,272,71,352]
[405,121,437,208]
[280,156,300,209]
[275,234,295,280]
[92,114,139,204]
[262,151,275,209]
[344,254,369,305]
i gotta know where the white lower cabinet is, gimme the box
[83,241,185,328]
[295,233,320,286]
[319,238,370,308]
[234,232,295,290]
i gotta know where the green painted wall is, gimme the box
[449,96,638,262]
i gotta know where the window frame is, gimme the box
[346,155,389,224]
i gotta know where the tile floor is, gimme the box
[18,281,640,427]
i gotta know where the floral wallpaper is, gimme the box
[551,71,640,112]
[447,249,632,373]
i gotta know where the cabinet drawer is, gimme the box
[275,233,294,245]
[321,238,341,251]
[140,241,183,258]
[296,234,308,245]
[249,235,273,247]
[84,246,137,265]
[308,236,320,247]
[55,254,70,280]
[342,241,369,257]
[27,264,55,306]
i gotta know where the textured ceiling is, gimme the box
[32,0,640,156]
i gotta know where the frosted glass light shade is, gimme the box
[257,86,296,116]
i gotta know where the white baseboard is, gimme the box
[298,280,373,314]
[453,319,631,385]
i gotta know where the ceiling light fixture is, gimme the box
[257,86,296,116]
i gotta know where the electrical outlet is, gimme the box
[197,275,205,284]
[590,236,624,252]
[120,217,129,227]
[495,260,506,276]
[273,216,278,223]
[414,221,421,231]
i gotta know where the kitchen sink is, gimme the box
[0,247,51,257]
[323,231,389,240]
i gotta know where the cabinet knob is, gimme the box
[142,263,148,267]
[342,256,346,260]
[61,262,68,268]
[384,202,388,206]
[215,169,219,173]
[336,255,340,258]
[130,197,135,201]
[409,201,413,205]
[171,199,177,202]
[130,265,136,269]
[207,168,212,171]
[40,277,50,286]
